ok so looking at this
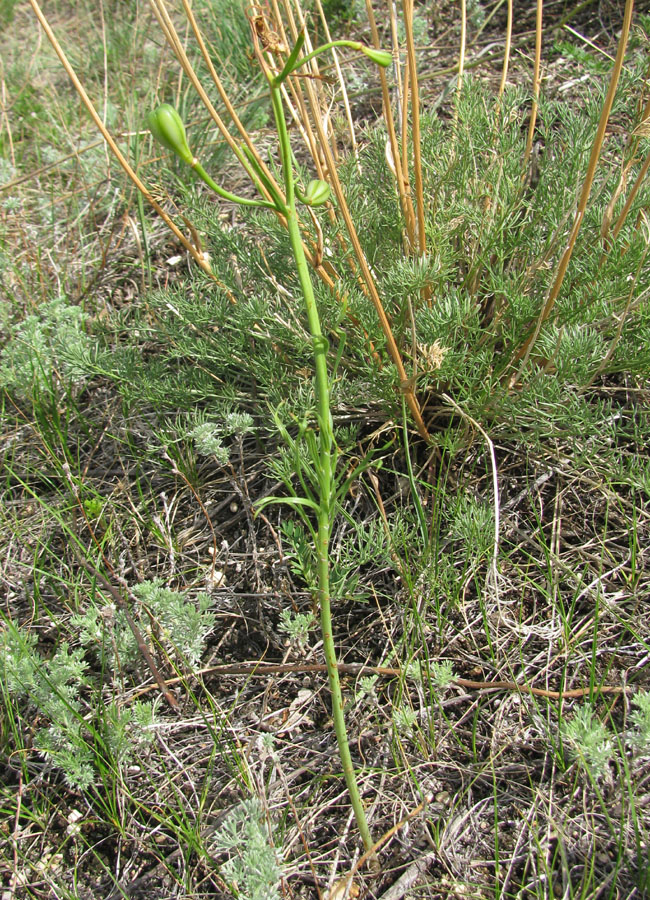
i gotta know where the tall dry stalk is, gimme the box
[514,0,635,377]
[496,0,513,104]
[523,0,543,170]
[27,0,215,281]
[366,0,417,249]
[262,0,430,439]
[402,0,426,259]
[604,93,650,245]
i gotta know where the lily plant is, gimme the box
[148,30,391,853]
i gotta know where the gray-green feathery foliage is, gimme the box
[0,296,91,397]
[210,797,282,900]
[0,621,157,788]
[77,75,649,460]
[73,578,216,668]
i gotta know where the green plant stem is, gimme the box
[275,39,362,80]
[269,80,374,854]
[192,160,277,209]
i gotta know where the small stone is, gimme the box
[206,569,227,590]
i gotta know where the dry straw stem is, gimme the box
[312,0,359,158]
[589,217,650,385]
[366,0,416,249]
[611,148,650,240]
[343,792,433,881]
[77,560,181,713]
[456,0,467,106]
[180,0,280,179]
[0,138,105,191]
[1,75,16,166]
[401,0,427,260]
[272,0,328,175]
[497,0,513,101]
[2,22,45,166]
[245,7,380,357]
[487,0,513,154]
[523,0,543,170]
[137,661,631,701]
[448,0,467,159]
[607,94,650,243]
[400,58,411,207]
[148,0,280,207]
[316,149,430,439]
[27,0,215,281]
[514,0,635,378]
[388,0,404,135]
[258,0,429,440]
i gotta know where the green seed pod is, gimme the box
[304,179,331,207]
[147,104,194,166]
[360,46,392,68]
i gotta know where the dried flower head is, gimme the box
[420,340,447,371]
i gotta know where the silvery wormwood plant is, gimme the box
[210,797,282,900]
[562,695,650,779]
[0,621,156,789]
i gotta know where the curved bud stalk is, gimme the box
[272,36,393,84]
[148,104,277,210]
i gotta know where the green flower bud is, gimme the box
[360,46,392,68]
[147,104,194,166]
[304,179,331,206]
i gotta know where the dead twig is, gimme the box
[130,660,631,702]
